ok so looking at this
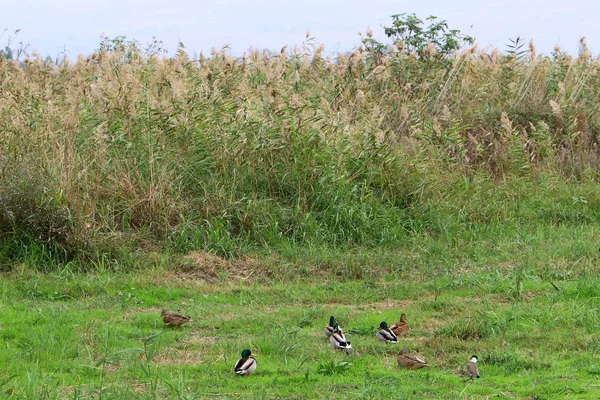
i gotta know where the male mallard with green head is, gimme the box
[329,322,352,352]
[377,321,399,343]
[234,349,257,376]
[161,309,191,328]
[324,316,337,337]
[397,348,429,370]
[390,313,410,337]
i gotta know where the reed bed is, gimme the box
[1,37,600,266]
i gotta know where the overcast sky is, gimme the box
[2,1,599,58]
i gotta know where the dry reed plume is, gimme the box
[1,37,599,259]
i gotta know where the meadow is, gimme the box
[0,34,599,398]
[0,252,598,399]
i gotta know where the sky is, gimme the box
[2,0,599,59]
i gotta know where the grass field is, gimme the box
[1,231,598,399]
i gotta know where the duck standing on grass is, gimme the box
[330,322,353,353]
[377,321,399,343]
[397,348,429,370]
[324,316,337,337]
[234,349,257,376]
[466,355,480,380]
[390,313,410,337]
[161,309,191,328]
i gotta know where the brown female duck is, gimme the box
[390,313,410,337]
[397,348,429,370]
[161,309,191,328]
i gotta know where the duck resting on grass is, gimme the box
[397,348,429,370]
[330,322,353,354]
[234,349,257,376]
[324,316,338,337]
[466,355,480,380]
[390,313,410,337]
[377,321,399,343]
[161,309,191,328]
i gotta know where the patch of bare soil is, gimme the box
[357,299,414,311]
[319,299,414,311]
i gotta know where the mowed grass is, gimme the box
[0,244,598,399]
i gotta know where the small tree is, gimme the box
[0,45,13,60]
[361,27,389,64]
[383,13,474,58]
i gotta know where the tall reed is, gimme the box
[1,37,599,263]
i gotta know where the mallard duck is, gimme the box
[161,309,191,328]
[390,313,410,337]
[466,355,480,380]
[234,349,257,376]
[324,316,337,337]
[377,321,399,343]
[397,348,429,370]
[330,322,352,352]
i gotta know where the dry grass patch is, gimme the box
[321,299,414,311]
[178,331,220,346]
[372,299,414,310]
[175,251,271,283]
[153,348,207,366]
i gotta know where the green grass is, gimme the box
[0,248,598,399]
